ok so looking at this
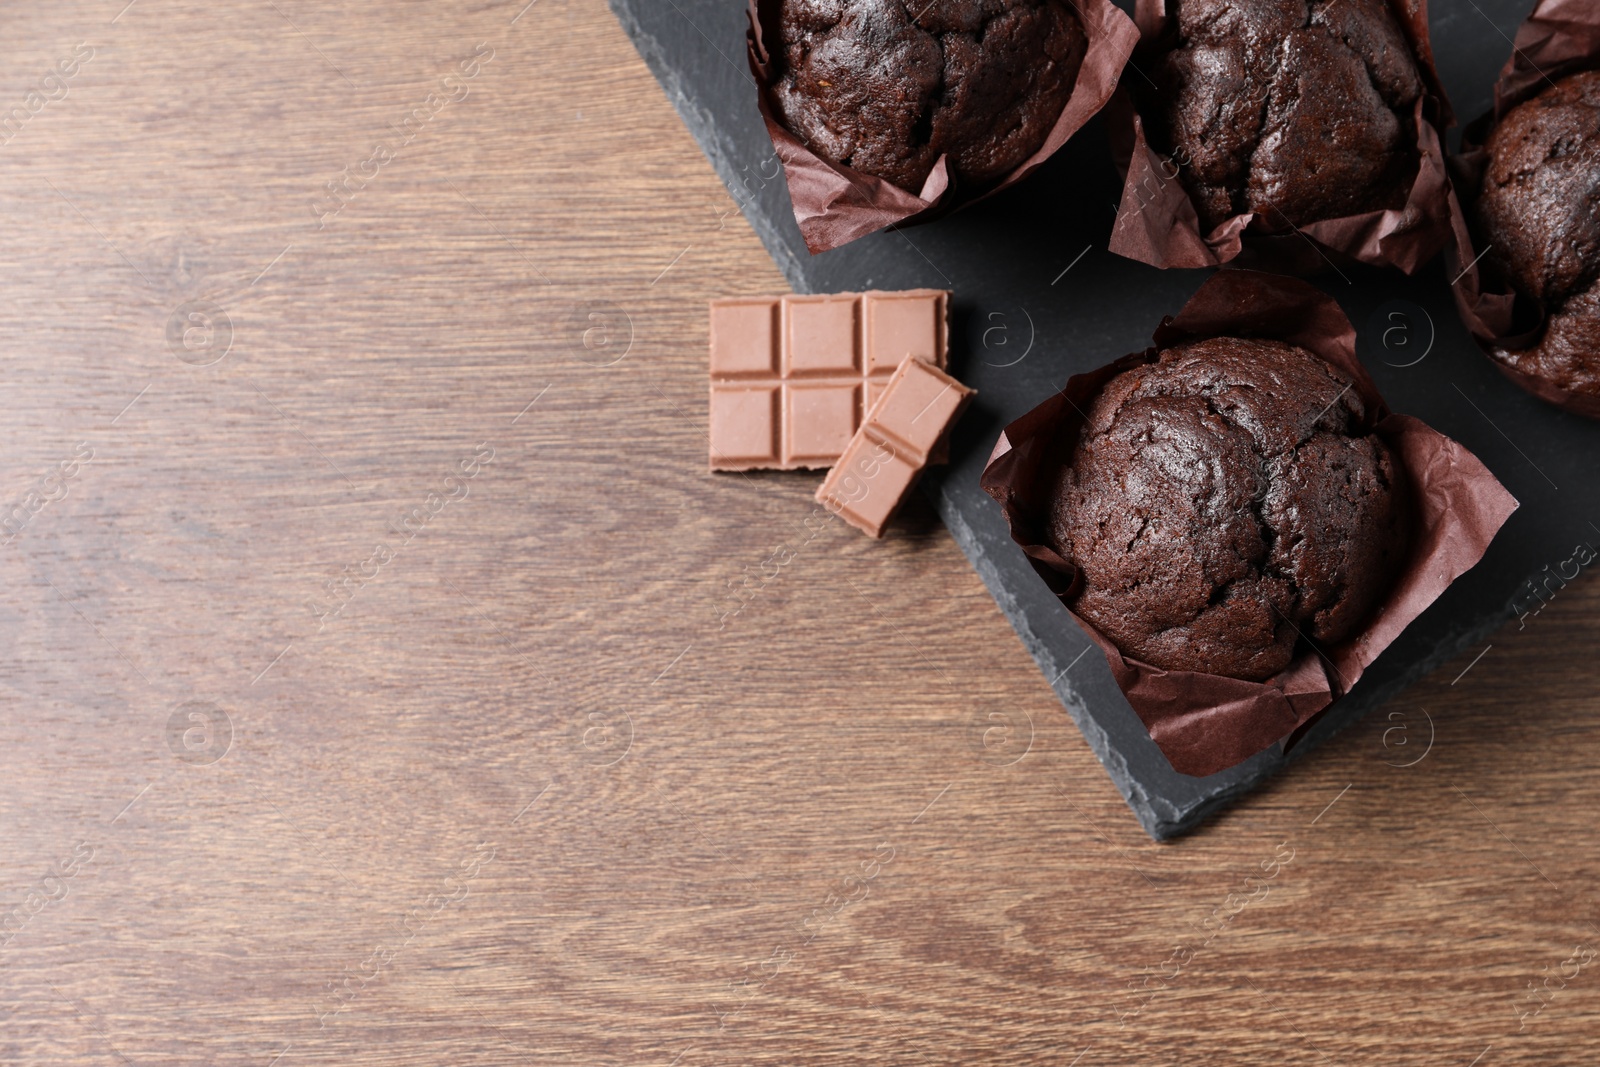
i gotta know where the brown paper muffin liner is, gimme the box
[1443,0,1600,420]
[981,271,1518,778]
[1107,0,1454,275]
[747,0,1139,255]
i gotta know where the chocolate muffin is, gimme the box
[1148,0,1424,232]
[771,0,1086,193]
[1475,70,1600,399]
[1048,338,1411,681]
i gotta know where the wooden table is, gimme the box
[1,2,1596,1063]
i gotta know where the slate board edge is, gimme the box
[607,0,1530,841]
[608,0,809,288]
[940,502,1166,827]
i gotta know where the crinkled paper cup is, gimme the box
[1107,0,1454,275]
[981,270,1519,777]
[749,0,1138,254]
[1443,0,1600,419]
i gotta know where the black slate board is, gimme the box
[611,0,1597,839]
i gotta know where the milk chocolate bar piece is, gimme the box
[815,357,975,538]
[708,289,948,471]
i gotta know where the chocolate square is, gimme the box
[865,291,946,374]
[871,360,969,457]
[710,298,779,377]
[785,384,860,464]
[709,387,778,466]
[785,295,859,375]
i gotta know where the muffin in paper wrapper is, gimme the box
[980,271,1518,777]
[1443,0,1600,419]
[747,0,1139,254]
[1107,0,1454,275]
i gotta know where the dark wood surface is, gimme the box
[1,2,1596,1063]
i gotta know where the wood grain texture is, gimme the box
[0,1,1596,1063]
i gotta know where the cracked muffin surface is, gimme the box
[771,0,1086,192]
[1475,69,1600,399]
[1048,338,1411,681]
[1148,0,1423,232]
